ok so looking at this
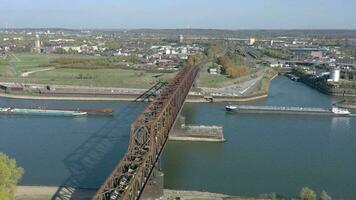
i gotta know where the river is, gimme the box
[0,76,355,199]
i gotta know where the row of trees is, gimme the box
[0,152,24,200]
[262,49,293,60]
[206,43,224,59]
[39,55,139,69]
[300,187,332,200]
[187,53,206,66]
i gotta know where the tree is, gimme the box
[300,187,317,200]
[0,152,24,200]
[0,190,12,200]
[205,43,223,59]
[320,190,332,200]
[53,47,66,54]
[217,54,249,78]
[187,53,206,66]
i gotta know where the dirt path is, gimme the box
[20,67,55,77]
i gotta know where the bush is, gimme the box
[263,49,293,59]
[300,187,316,200]
[320,190,332,200]
[0,152,24,200]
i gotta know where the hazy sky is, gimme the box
[1,0,355,29]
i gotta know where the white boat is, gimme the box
[225,105,238,111]
[331,107,351,115]
[0,107,11,112]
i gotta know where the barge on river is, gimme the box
[0,107,87,117]
[225,105,351,116]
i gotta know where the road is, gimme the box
[200,74,263,96]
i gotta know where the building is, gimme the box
[249,38,256,45]
[0,83,24,91]
[270,61,283,68]
[329,68,341,82]
[34,35,41,53]
[311,51,323,59]
[208,68,218,75]
[62,46,82,53]
[179,35,184,43]
[165,49,171,55]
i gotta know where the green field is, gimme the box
[0,53,176,88]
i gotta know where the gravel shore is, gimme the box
[15,186,267,200]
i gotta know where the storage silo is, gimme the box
[330,68,340,82]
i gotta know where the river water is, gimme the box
[0,76,355,199]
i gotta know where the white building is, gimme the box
[208,68,218,75]
[34,35,41,53]
[249,38,256,45]
[179,35,184,43]
[181,47,188,54]
[165,49,171,55]
[329,68,340,82]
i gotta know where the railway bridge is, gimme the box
[92,62,201,200]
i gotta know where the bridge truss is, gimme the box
[92,63,200,200]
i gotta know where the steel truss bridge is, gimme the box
[92,63,200,200]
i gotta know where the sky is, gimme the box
[0,0,355,29]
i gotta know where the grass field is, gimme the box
[1,53,268,89]
[1,68,176,88]
[0,53,176,88]
[5,53,75,75]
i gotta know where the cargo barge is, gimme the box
[0,107,87,117]
[225,105,351,116]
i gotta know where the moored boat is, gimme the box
[0,107,87,117]
[225,105,238,111]
[331,107,351,115]
[225,105,351,116]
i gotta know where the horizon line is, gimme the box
[1,27,356,31]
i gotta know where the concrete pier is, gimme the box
[170,115,225,142]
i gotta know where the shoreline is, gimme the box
[0,92,269,103]
[169,136,226,142]
[14,186,265,200]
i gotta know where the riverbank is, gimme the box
[291,69,356,97]
[0,69,275,103]
[15,186,268,200]
[0,90,269,103]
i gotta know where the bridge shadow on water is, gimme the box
[52,102,146,200]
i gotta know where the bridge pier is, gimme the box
[170,115,225,142]
[140,164,164,200]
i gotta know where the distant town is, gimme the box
[1,29,355,102]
